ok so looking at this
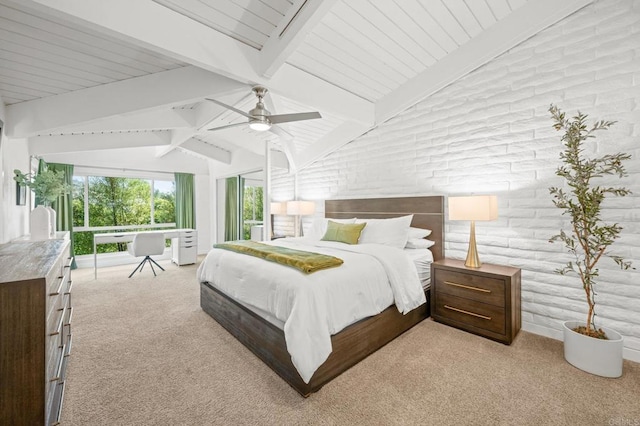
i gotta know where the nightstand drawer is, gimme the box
[435,269,505,307]
[431,259,521,344]
[434,293,506,335]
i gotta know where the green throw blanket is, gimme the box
[214,241,343,274]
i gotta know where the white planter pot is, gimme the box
[30,205,51,241]
[563,320,623,378]
[46,206,57,238]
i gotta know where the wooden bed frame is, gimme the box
[200,196,444,396]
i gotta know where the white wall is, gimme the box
[0,94,30,244]
[272,0,640,360]
[195,173,210,253]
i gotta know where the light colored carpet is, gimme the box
[62,259,640,425]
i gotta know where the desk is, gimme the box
[93,229,196,279]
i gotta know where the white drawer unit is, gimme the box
[171,229,197,266]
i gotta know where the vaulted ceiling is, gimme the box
[0,0,591,176]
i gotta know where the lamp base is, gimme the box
[464,221,482,268]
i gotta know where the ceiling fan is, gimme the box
[205,86,321,132]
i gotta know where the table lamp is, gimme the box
[448,195,498,268]
[286,201,315,237]
[270,202,286,238]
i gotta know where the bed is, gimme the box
[199,196,444,396]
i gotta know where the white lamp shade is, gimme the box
[286,200,315,216]
[448,195,498,221]
[270,202,286,215]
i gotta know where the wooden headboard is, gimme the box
[324,196,445,261]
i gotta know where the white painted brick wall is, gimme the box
[273,0,640,358]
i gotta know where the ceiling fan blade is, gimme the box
[207,122,247,132]
[205,98,252,119]
[269,111,321,124]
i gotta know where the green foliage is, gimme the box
[548,104,633,334]
[88,177,152,227]
[14,169,71,206]
[242,186,264,240]
[154,187,176,224]
[71,176,176,255]
[72,178,85,227]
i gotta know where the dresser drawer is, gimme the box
[46,309,65,381]
[47,286,65,325]
[434,292,506,335]
[435,269,505,307]
[46,256,66,294]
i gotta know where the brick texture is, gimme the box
[272,0,640,358]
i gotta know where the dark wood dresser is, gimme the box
[431,258,521,344]
[0,238,73,425]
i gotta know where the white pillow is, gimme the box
[409,227,432,239]
[355,215,413,249]
[405,238,436,249]
[308,217,356,239]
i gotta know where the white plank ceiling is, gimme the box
[0,0,592,175]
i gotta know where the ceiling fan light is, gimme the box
[249,121,271,132]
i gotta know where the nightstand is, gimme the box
[430,259,521,344]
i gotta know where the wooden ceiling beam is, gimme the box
[6,66,244,137]
[49,109,196,134]
[375,0,594,124]
[28,131,170,155]
[20,0,374,125]
[179,139,232,164]
[259,0,338,78]
[295,121,371,172]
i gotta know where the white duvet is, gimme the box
[196,237,426,383]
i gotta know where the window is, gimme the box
[242,184,263,240]
[72,175,176,256]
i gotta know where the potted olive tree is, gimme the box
[14,168,71,240]
[548,104,633,377]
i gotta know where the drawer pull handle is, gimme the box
[49,276,65,296]
[52,344,66,382]
[444,281,491,293]
[50,308,65,336]
[64,281,73,295]
[444,305,491,320]
[65,334,73,357]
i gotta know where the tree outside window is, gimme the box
[72,176,176,255]
[242,185,263,240]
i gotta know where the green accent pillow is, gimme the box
[321,220,367,245]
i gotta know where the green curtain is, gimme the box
[49,162,77,269]
[174,173,195,229]
[224,177,238,241]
